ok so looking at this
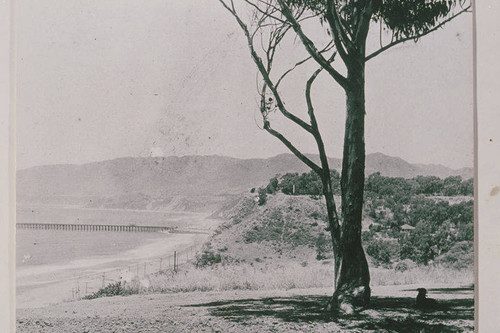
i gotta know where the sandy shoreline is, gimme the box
[16,212,220,309]
[17,233,210,308]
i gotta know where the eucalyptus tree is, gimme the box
[218,0,471,315]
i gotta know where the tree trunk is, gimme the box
[320,172,341,285]
[330,58,371,315]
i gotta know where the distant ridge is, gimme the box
[17,153,472,200]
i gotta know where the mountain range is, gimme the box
[17,153,472,202]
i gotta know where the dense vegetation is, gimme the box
[262,171,472,198]
[259,172,474,269]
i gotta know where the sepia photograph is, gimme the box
[14,0,476,332]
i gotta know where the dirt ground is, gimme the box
[17,284,473,332]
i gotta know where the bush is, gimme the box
[435,241,473,269]
[264,169,340,196]
[315,232,333,260]
[365,238,399,267]
[195,250,222,268]
[83,281,125,300]
[394,259,417,272]
[266,177,279,194]
[258,188,267,206]
[195,243,223,268]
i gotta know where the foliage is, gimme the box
[362,173,473,266]
[366,172,473,198]
[393,259,417,272]
[315,232,333,260]
[265,170,341,196]
[398,212,466,266]
[258,188,268,206]
[271,171,473,199]
[435,241,473,269]
[83,281,125,300]
[365,238,399,267]
[266,177,279,194]
[195,243,223,268]
[243,208,315,248]
[286,0,468,41]
[260,172,473,266]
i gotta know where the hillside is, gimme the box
[17,153,472,205]
[200,189,473,270]
[203,193,379,265]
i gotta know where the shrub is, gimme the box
[365,238,399,267]
[394,259,417,272]
[435,241,473,269]
[309,211,323,220]
[195,250,222,268]
[258,188,267,206]
[83,281,125,300]
[315,232,333,260]
[264,169,340,196]
[195,243,223,268]
[266,177,279,194]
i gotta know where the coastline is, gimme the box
[16,209,220,309]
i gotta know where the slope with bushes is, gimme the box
[203,172,474,271]
[203,193,333,265]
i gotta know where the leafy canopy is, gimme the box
[286,0,468,40]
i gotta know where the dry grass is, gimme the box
[144,262,334,293]
[133,261,473,295]
[370,265,473,286]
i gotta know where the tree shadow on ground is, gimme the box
[185,287,474,332]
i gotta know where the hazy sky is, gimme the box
[17,0,473,170]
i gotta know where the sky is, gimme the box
[16,0,474,170]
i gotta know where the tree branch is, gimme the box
[324,0,352,66]
[365,5,471,61]
[243,0,286,24]
[275,41,335,88]
[219,0,314,134]
[354,0,374,54]
[264,125,322,174]
[276,0,350,90]
[304,65,342,286]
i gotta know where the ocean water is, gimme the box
[16,204,211,267]
[17,229,170,267]
[17,204,202,226]
[16,205,215,307]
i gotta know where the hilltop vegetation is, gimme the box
[202,172,473,271]
[207,193,331,264]
[261,170,472,198]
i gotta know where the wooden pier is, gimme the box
[16,223,175,233]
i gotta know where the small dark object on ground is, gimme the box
[416,288,439,310]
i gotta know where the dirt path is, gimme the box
[17,285,474,332]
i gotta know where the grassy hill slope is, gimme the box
[208,193,331,264]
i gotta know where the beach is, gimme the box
[16,206,219,308]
